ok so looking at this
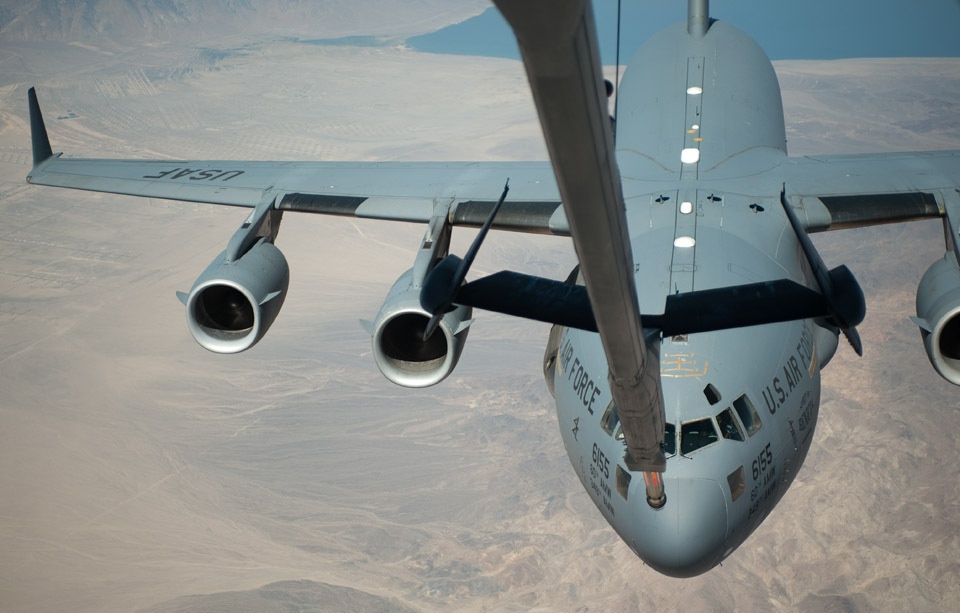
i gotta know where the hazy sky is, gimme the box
[410,0,960,62]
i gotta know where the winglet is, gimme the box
[28,87,54,167]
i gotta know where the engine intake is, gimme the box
[915,253,960,385]
[370,269,472,387]
[184,238,289,353]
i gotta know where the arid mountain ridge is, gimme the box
[0,0,488,45]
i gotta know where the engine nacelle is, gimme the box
[370,269,472,388]
[915,253,960,385]
[184,238,289,353]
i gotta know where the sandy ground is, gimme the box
[0,27,958,613]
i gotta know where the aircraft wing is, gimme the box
[26,90,566,235]
[782,150,960,231]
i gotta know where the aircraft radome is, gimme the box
[24,0,960,577]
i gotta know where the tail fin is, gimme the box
[28,87,54,166]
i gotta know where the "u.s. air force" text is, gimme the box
[558,337,603,414]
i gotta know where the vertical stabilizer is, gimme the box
[688,0,710,38]
[28,87,54,166]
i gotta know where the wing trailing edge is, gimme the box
[783,151,960,232]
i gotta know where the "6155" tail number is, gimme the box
[752,443,773,480]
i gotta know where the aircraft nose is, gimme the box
[630,477,729,578]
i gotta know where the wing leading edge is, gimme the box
[25,88,566,235]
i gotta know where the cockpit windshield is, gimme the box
[732,394,762,436]
[664,423,676,456]
[680,418,719,455]
[716,407,745,441]
[609,408,676,456]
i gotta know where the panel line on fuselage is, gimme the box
[681,57,705,180]
[670,189,699,294]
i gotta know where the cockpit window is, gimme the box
[664,423,676,457]
[601,404,673,452]
[680,419,719,455]
[716,408,745,441]
[703,383,722,405]
[732,394,762,436]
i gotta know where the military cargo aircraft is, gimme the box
[25,0,960,576]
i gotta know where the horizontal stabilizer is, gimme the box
[450,273,832,336]
[655,279,830,336]
[455,271,598,331]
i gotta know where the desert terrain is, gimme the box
[0,3,959,611]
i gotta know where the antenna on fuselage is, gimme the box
[688,0,710,38]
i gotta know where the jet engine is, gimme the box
[915,253,960,385]
[369,269,472,388]
[183,238,289,354]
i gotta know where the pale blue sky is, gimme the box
[409,0,960,61]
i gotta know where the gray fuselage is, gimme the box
[550,19,839,577]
